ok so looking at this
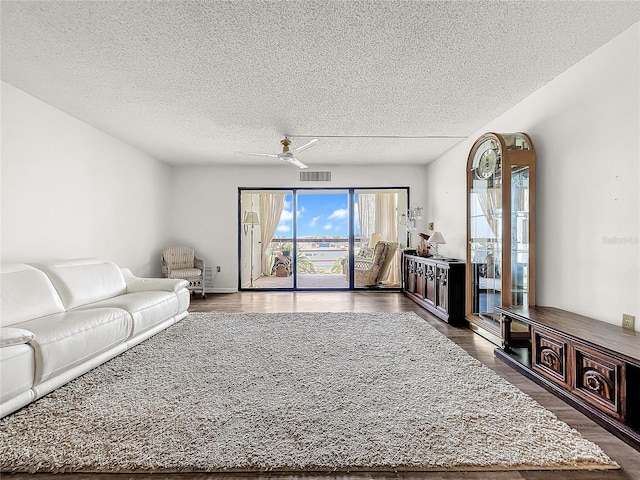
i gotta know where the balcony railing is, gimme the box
[269,237,363,274]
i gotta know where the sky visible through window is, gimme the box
[275,193,360,238]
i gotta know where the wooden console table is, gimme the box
[402,252,465,326]
[496,305,640,449]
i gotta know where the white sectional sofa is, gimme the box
[0,258,190,418]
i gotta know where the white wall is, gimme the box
[425,23,640,328]
[1,82,172,276]
[166,164,428,291]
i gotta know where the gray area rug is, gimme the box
[0,312,617,473]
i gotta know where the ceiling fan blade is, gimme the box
[290,138,318,154]
[283,156,309,169]
[238,152,279,158]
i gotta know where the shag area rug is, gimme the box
[0,312,617,473]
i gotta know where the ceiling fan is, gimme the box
[240,137,318,169]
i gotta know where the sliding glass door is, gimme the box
[239,189,293,289]
[239,188,408,290]
[295,190,350,289]
[353,189,405,289]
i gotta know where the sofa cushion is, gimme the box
[0,344,35,403]
[1,264,65,327]
[1,328,36,347]
[33,259,127,310]
[16,308,132,384]
[77,291,178,337]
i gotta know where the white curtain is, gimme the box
[259,193,285,276]
[358,194,376,245]
[375,192,400,286]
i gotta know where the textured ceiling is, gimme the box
[2,1,639,167]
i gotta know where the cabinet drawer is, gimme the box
[405,259,416,293]
[573,345,625,420]
[435,266,447,313]
[416,262,426,298]
[532,327,569,386]
[425,264,436,306]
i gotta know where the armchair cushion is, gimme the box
[167,268,202,279]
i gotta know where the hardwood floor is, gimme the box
[7,291,640,480]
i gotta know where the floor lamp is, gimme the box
[243,211,260,287]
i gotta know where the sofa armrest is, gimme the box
[121,268,189,293]
[1,328,35,348]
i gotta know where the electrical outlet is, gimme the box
[216,265,221,273]
[622,313,635,331]
[428,222,434,230]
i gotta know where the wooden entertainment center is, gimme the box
[496,305,640,449]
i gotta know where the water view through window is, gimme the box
[239,188,408,290]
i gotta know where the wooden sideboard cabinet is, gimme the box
[496,305,640,449]
[402,252,466,326]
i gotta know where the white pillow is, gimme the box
[0,328,35,347]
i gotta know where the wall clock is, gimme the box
[474,140,500,179]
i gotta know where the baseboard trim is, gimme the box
[204,287,238,294]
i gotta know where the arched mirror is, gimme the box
[466,132,536,344]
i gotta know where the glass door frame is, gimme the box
[238,186,410,291]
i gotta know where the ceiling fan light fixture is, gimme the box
[280,137,292,153]
[240,137,316,169]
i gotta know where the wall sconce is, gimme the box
[428,231,446,259]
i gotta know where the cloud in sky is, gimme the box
[328,208,348,220]
[272,194,362,237]
[279,205,304,222]
[280,208,293,222]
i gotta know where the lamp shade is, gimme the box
[243,211,260,225]
[428,231,446,244]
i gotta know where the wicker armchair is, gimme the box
[354,241,398,287]
[161,245,206,298]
